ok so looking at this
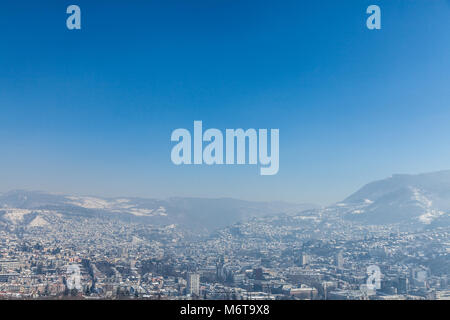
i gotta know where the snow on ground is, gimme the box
[128,208,154,216]
[3,209,32,224]
[411,187,433,208]
[418,209,446,224]
[409,187,445,224]
[65,196,167,217]
[28,215,49,227]
[66,196,126,209]
[154,206,167,216]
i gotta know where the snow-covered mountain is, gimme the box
[335,170,450,226]
[1,170,449,232]
[0,190,314,231]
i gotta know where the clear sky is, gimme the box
[0,0,449,205]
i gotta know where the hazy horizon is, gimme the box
[2,168,450,207]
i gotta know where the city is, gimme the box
[0,200,448,300]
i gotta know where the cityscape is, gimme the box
[1,1,449,304]
[0,172,449,300]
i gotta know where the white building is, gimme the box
[187,273,200,296]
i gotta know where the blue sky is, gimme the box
[0,0,449,205]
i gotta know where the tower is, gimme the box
[336,251,344,270]
[187,273,200,296]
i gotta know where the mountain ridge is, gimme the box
[338,170,450,226]
[1,170,450,231]
[0,190,315,232]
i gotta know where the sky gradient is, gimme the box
[0,0,449,205]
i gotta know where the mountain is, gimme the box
[335,170,450,226]
[2,170,449,232]
[0,190,315,232]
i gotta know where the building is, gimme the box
[336,251,344,270]
[187,273,200,296]
[301,253,310,266]
[0,260,21,271]
[290,285,318,299]
[398,276,409,294]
